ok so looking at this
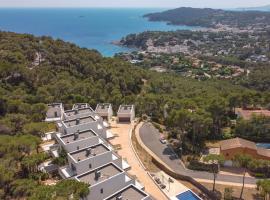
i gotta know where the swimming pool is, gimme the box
[176,190,201,200]
[256,143,270,149]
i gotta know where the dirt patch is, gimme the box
[201,182,260,200]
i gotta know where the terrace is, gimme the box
[118,105,133,114]
[96,103,111,113]
[60,129,97,144]
[72,103,92,110]
[64,107,94,117]
[77,163,122,186]
[70,143,110,162]
[63,116,96,127]
[105,185,149,200]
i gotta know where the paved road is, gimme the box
[139,122,257,185]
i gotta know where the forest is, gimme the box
[0,31,270,198]
[144,7,270,29]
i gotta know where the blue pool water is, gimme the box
[176,190,201,200]
[256,143,270,149]
[0,8,200,56]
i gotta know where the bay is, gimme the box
[0,8,199,56]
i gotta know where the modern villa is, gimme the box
[45,103,64,122]
[95,103,113,121]
[117,105,135,123]
[72,103,93,110]
[48,102,149,200]
[75,162,145,200]
[236,108,270,120]
[104,184,151,200]
[220,137,270,165]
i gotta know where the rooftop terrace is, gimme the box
[77,163,122,186]
[60,129,96,144]
[70,143,110,162]
[96,103,111,112]
[106,185,148,200]
[65,108,94,117]
[118,105,134,114]
[63,116,96,127]
[73,103,92,110]
[48,103,62,108]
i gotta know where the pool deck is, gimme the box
[152,171,200,200]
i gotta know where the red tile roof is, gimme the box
[236,108,270,120]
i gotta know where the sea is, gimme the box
[0,8,199,57]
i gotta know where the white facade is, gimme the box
[75,163,134,200]
[45,103,64,122]
[117,105,135,123]
[95,103,113,121]
[54,130,101,152]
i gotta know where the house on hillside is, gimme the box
[220,137,270,166]
[75,163,144,200]
[95,103,113,121]
[117,105,135,123]
[45,103,64,122]
[236,108,270,120]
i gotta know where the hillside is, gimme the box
[0,31,269,198]
[144,7,270,29]
[237,5,270,11]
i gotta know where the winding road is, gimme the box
[139,122,257,185]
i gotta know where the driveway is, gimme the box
[109,122,168,200]
[139,122,256,185]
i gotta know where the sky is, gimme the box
[0,0,269,9]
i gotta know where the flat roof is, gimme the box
[118,105,134,114]
[48,103,62,108]
[77,163,122,186]
[60,129,96,144]
[105,185,148,200]
[70,143,110,162]
[96,103,111,113]
[65,107,94,117]
[63,115,96,127]
[73,103,91,109]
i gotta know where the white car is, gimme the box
[159,138,167,144]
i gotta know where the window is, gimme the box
[89,163,92,169]
[77,146,79,150]
[100,188,103,194]
[226,153,229,156]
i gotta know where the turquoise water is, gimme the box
[257,143,270,149]
[176,190,201,200]
[0,8,199,56]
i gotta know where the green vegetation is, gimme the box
[0,31,269,198]
[256,179,270,200]
[234,154,253,200]
[10,179,89,200]
[234,115,270,142]
[203,154,225,192]
[144,7,270,28]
